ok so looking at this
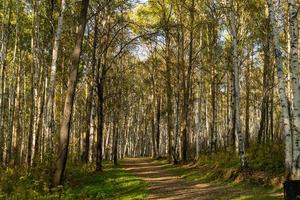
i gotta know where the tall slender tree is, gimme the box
[267,0,293,176]
[229,0,245,167]
[52,0,89,186]
[44,0,66,151]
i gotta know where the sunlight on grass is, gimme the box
[0,165,149,200]
[65,167,148,200]
[154,159,283,200]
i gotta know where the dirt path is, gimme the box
[122,158,282,200]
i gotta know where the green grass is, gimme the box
[155,155,284,200]
[0,144,285,200]
[0,163,149,200]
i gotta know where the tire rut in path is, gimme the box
[122,158,242,200]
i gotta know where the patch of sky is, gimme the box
[131,40,150,61]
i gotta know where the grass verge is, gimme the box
[0,163,148,200]
[155,153,284,200]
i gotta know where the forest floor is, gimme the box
[122,158,284,200]
[0,156,284,199]
[0,163,149,200]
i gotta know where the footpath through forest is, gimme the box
[122,158,283,200]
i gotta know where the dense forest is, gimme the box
[1,0,300,199]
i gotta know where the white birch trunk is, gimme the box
[88,92,95,162]
[44,0,66,139]
[267,0,293,175]
[229,0,246,167]
[288,0,300,179]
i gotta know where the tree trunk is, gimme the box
[44,0,66,143]
[28,2,40,168]
[288,0,300,179]
[112,114,118,166]
[258,22,271,145]
[33,78,45,166]
[151,107,157,158]
[96,80,104,171]
[156,96,161,158]
[267,0,293,176]
[165,27,173,162]
[230,0,246,167]
[182,0,194,162]
[210,59,216,152]
[83,14,98,164]
[0,0,12,165]
[245,47,252,149]
[52,0,89,186]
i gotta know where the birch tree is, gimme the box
[267,0,293,176]
[229,0,246,167]
[288,0,300,179]
[44,0,66,146]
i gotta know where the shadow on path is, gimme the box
[122,158,249,200]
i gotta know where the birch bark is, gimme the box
[267,0,293,175]
[44,0,66,142]
[288,0,300,179]
[229,0,246,167]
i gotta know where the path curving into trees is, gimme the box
[122,158,271,200]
